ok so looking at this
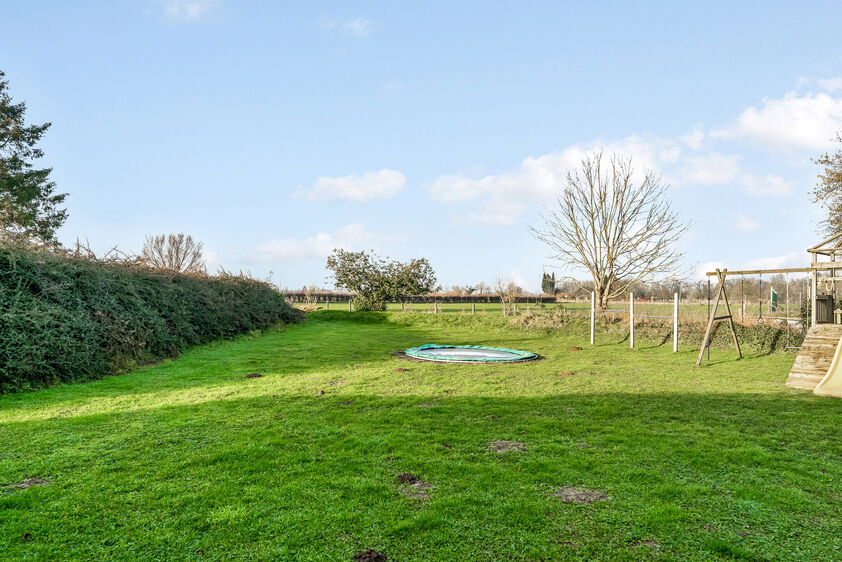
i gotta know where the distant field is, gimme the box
[291,299,803,325]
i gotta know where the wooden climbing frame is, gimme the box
[697,268,742,366]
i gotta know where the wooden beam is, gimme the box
[704,267,812,277]
[807,232,842,252]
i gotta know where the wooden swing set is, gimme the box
[696,267,811,365]
[697,233,842,365]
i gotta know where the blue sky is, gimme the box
[3,1,842,291]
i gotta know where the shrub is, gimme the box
[0,245,297,392]
[325,249,438,311]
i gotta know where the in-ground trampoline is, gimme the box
[403,344,537,364]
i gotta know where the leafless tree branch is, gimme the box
[530,151,690,308]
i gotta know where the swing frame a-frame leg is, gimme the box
[697,268,742,366]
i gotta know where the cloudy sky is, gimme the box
[3,1,842,290]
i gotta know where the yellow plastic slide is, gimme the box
[814,334,842,398]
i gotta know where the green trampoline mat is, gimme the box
[403,344,537,363]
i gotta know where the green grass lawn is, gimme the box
[1,311,840,560]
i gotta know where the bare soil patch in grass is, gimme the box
[244,373,262,378]
[491,440,526,452]
[552,487,609,504]
[397,473,433,499]
[354,549,387,562]
[3,478,50,491]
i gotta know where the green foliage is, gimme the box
[0,70,67,244]
[0,245,296,392]
[541,272,556,294]
[326,249,438,311]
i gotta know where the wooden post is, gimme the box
[472,302,476,315]
[434,301,438,314]
[629,292,635,349]
[673,292,678,353]
[349,300,352,312]
[590,291,595,345]
[325,300,329,310]
[810,269,819,328]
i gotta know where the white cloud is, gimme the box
[296,169,405,202]
[796,76,842,93]
[157,0,220,22]
[675,153,741,185]
[733,215,760,232]
[745,252,806,270]
[251,224,375,263]
[695,261,726,281]
[318,17,374,37]
[203,248,223,270]
[427,135,669,225]
[678,124,706,150]
[509,270,534,292]
[741,173,792,196]
[714,91,842,151]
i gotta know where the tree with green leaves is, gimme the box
[541,272,556,295]
[0,70,67,244]
[812,133,842,236]
[326,249,438,311]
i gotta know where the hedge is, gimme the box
[0,245,297,393]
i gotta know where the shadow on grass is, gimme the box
[2,389,841,559]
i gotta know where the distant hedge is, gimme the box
[0,245,297,393]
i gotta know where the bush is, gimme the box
[0,245,297,392]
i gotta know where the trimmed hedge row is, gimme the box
[0,246,297,393]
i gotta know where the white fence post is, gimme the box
[349,300,352,312]
[673,292,679,353]
[629,292,635,349]
[590,291,595,345]
[325,300,329,310]
[434,301,438,314]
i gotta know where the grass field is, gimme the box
[1,311,839,560]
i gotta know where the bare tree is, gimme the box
[302,284,318,305]
[494,276,523,316]
[141,233,205,274]
[531,152,689,309]
[812,132,842,236]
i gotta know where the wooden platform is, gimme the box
[786,324,842,390]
